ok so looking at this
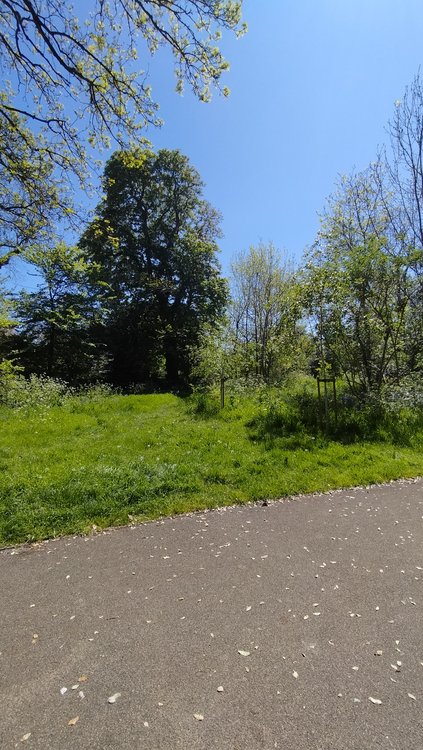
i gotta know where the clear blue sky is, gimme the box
[8,0,423,287]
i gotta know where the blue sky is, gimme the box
[8,0,423,288]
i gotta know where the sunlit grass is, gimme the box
[1,390,422,545]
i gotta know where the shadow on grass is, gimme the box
[246,390,423,449]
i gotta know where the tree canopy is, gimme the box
[303,167,419,394]
[11,243,105,384]
[0,0,245,263]
[229,243,304,381]
[80,147,227,387]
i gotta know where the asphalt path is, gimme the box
[1,478,423,749]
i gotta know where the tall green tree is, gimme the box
[0,1,245,264]
[80,147,227,387]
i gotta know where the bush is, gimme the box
[0,372,118,410]
[0,373,71,409]
[188,391,221,418]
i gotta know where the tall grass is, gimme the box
[0,377,422,545]
[246,376,423,446]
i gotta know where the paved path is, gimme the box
[1,478,423,749]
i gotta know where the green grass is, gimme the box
[1,390,422,545]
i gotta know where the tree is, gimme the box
[303,170,417,394]
[0,1,246,263]
[382,74,423,371]
[230,243,303,381]
[0,111,66,268]
[80,147,227,387]
[12,243,106,383]
[385,73,423,254]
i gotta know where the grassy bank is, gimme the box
[1,388,422,545]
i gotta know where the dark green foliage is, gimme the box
[10,244,108,385]
[80,148,227,388]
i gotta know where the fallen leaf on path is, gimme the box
[369,697,382,705]
[68,716,79,726]
[108,693,121,704]
[293,671,299,679]
[238,650,250,657]
[194,713,204,721]
[20,733,31,742]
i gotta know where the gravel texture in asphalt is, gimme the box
[1,478,423,749]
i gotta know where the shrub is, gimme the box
[187,391,221,418]
[0,372,118,410]
[0,373,71,409]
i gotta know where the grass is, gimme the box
[1,387,422,545]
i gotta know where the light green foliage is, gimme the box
[229,243,307,381]
[301,75,423,393]
[0,359,23,404]
[189,323,234,388]
[303,168,419,393]
[0,110,67,266]
[0,277,13,330]
[0,373,70,409]
[188,319,265,391]
[0,277,20,387]
[0,1,245,262]
[0,386,422,544]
